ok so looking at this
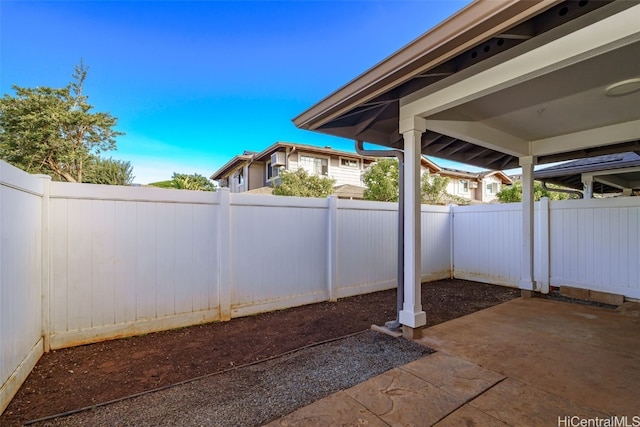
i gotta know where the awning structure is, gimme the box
[294,0,640,331]
[535,152,640,196]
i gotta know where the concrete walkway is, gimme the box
[266,297,640,426]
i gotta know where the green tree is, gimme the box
[83,157,134,185]
[363,159,459,205]
[149,173,216,191]
[496,180,574,203]
[421,173,450,205]
[362,158,399,202]
[0,61,124,182]
[172,173,216,191]
[272,168,335,198]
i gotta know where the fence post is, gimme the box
[35,174,52,352]
[449,205,455,279]
[218,188,232,321]
[537,197,550,294]
[327,195,338,302]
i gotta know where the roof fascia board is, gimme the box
[253,141,378,162]
[211,155,252,180]
[294,0,559,130]
[584,165,640,179]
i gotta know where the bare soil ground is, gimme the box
[1,279,520,426]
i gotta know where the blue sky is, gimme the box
[1,0,476,184]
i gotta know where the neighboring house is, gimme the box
[212,142,440,200]
[534,152,640,198]
[438,167,512,203]
[212,141,511,202]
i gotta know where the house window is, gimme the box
[266,161,281,181]
[236,169,244,185]
[299,155,328,176]
[340,158,359,168]
[486,182,499,194]
[460,179,469,193]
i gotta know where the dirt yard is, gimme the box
[1,279,520,426]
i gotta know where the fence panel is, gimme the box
[550,197,640,299]
[228,194,329,316]
[0,162,44,414]
[452,203,522,287]
[421,205,452,281]
[49,183,219,349]
[335,200,398,298]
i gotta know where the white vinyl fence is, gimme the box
[2,158,639,414]
[0,163,46,415]
[47,187,452,349]
[549,197,640,298]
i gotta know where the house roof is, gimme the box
[210,153,254,181]
[438,167,512,184]
[211,141,447,180]
[333,184,366,199]
[244,186,275,195]
[210,141,379,180]
[293,0,640,171]
[534,152,640,193]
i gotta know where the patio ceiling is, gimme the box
[293,0,640,171]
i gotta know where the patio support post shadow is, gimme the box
[519,155,536,293]
[398,116,427,331]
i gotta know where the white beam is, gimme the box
[400,4,640,119]
[593,175,632,190]
[532,120,640,157]
[424,119,529,157]
[584,166,640,178]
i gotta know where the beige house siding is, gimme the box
[212,143,377,198]
[248,163,264,191]
[330,157,367,187]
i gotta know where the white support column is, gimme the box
[582,175,594,199]
[520,156,536,292]
[399,117,427,329]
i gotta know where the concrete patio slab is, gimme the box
[264,391,388,427]
[400,352,504,401]
[435,404,509,427]
[267,297,640,426]
[467,377,610,426]
[345,368,463,426]
[417,298,640,417]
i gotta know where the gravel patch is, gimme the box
[31,331,432,427]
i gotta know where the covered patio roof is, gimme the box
[294,0,640,170]
[535,151,640,194]
[294,0,640,331]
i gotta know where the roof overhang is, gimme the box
[535,152,640,192]
[294,0,640,170]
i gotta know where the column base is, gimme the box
[399,309,426,328]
